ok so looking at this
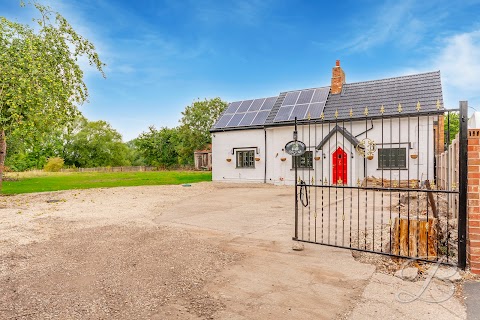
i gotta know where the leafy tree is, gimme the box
[5,113,79,171]
[176,98,227,164]
[444,112,460,145]
[43,157,64,172]
[5,114,132,170]
[0,2,105,189]
[135,126,179,167]
[126,139,147,166]
[63,118,131,168]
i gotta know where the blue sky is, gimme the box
[3,0,480,141]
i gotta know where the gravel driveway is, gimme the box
[0,182,467,319]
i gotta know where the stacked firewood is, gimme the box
[362,176,420,188]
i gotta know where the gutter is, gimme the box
[354,119,374,138]
[210,110,445,133]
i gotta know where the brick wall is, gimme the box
[468,129,480,274]
[331,60,345,94]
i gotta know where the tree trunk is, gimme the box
[0,129,6,191]
[392,216,438,258]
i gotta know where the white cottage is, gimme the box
[211,61,445,186]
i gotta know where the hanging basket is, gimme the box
[226,158,232,162]
[410,154,418,159]
[280,157,287,161]
[255,157,261,161]
[366,155,374,160]
[314,156,321,161]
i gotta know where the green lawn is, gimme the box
[2,171,212,195]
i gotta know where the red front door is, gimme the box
[332,147,347,185]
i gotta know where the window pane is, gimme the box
[293,151,313,168]
[378,148,406,168]
[236,150,255,168]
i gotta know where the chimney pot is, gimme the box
[336,60,340,67]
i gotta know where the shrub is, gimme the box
[44,157,64,172]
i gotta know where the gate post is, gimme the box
[458,101,468,269]
[294,160,298,240]
[294,118,299,240]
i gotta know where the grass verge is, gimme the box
[2,171,212,195]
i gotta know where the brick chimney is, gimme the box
[331,60,345,94]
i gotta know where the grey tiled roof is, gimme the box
[210,71,444,132]
[322,71,443,121]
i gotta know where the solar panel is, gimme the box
[237,99,254,113]
[248,98,265,112]
[251,110,270,125]
[274,105,293,122]
[239,112,257,126]
[215,114,234,128]
[289,104,309,120]
[311,87,329,103]
[213,96,279,129]
[273,86,329,123]
[297,89,314,104]
[307,102,325,118]
[261,96,277,110]
[227,113,245,127]
[225,101,241,114]
[282,91,300,106]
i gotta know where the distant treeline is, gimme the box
[5,98,227,172]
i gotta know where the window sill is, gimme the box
[376,168,408,170]
[236,167,256,169]
[290,168,314,171]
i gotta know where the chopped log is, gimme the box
[362,177,419,188]
[392,216,438,259]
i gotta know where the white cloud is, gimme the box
[340,0,456,53]
[434,30,480,109]
[370,30,480,111]
[342,0,417,52]
[435,30,480,91]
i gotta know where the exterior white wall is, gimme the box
[266,126,325,185]
[212,129,266,183]
[213,115,437,186]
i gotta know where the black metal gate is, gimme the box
[292,102,468,268]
